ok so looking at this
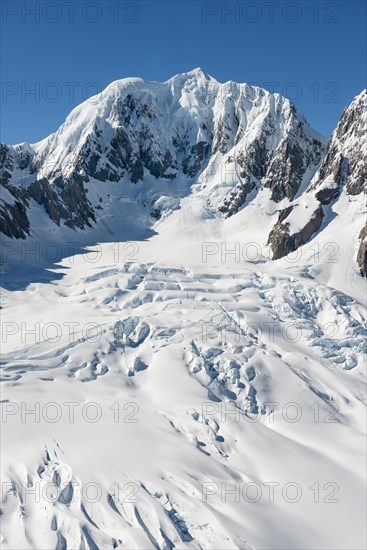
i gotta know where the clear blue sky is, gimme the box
[1,0,366,144]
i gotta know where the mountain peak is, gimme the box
[186,67,210,78]
[167,67,215,84]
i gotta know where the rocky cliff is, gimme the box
[267,90,366,274]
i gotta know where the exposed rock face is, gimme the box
[0,186,30,239]
[216,100,325,214]
[262,108,325,202]
[267,90,366,270]
[0,142,95,237]
[28,177,95,229]
[357,224,367,277]
[0,142,33,182]
[0,144,33,238]
[309,90,366,200]
[218,177,257,217]
[268,205,324,260]
[218,107,325,216]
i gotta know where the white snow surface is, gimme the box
[1,72,366,550]
[1,181,366,550]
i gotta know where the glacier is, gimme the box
[0,70,366,550]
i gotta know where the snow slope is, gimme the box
[1,196,367,549]
[0,71,366,550]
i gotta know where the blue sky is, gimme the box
[1,0,366,144]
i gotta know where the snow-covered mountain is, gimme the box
[1,69,365,275]
[1,71,366,550]
[0,70,324,231]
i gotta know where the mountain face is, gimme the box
[268,90,367,275]
[0,69,325,232]
[0,69,365,274]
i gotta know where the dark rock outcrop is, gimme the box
[219,177,257,217]
[268,204,324,260]
[0,185,30,239]
[28,177,95,229]
[357,224,367,277]
[0,144,34,238]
